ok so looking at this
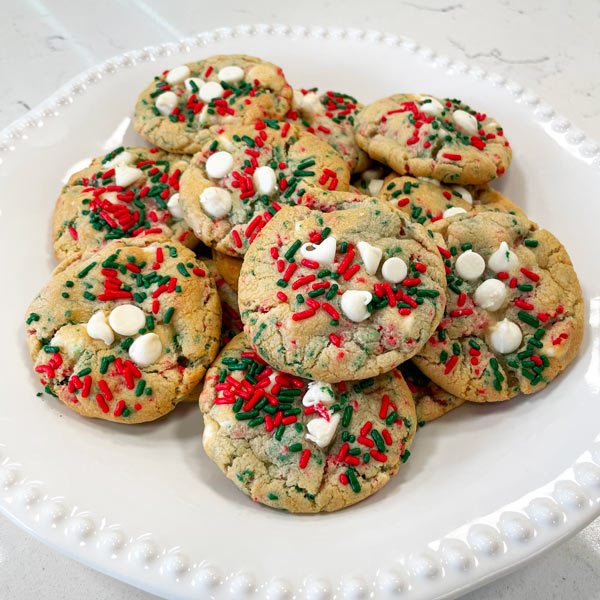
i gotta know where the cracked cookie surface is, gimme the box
[25,235,221,423]
[238,198,447,382]
[200,334,416,513]
[53,146,196,261]
[134,54,293,154]
[354,94,512,185]
[413,211,583,402]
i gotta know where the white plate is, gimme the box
[1,24,600,600]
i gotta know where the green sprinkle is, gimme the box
[371,430,385,452]
[176,263,190,277]
[83,291,96,301]
[289,443,302,452]
[342,405,353,427]
[385,411,399,426]
[346,468,361,493]
[321,227,331,239]
[135,380,146,397]
[163,307,174,324]
[275,425,285,441]
[518,310,540,328]
[524,239,538,247]
[77,262,96,278]
[284,240,302,261]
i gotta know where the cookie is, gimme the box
[178,121,351,256]
[200,334,416,512]
[412,211,584,402]
[25,236,221,423]
[238,198,447,382]
[400,361,465,423]
[53,147,196,261]
[134,54,293,154]
[376,174,524,225]
[212,250,242,292]
[287,88,371,173]
[354,94,512,185]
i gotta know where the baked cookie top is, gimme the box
[238,198,447,382]
[400,361,465,424]
[376,174,524,225]
[200,334,416,513]
[25,236,221,423]
[53,146,196,261]
[286,88,371,174]
[412,211,583,402]
[178,122,351,256]
[134,54,293,154]
[354,94,512,185]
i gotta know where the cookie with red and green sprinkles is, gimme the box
[354,94,512,185]
[286,88,371,174]
[53,146,197,261]
[212,250,242,292]
[400,361,465,423]
[412,211,584,402]
[178,121,351,257]
[200,334,416,513]
[25,236,221,423]
[376,174,525,225]
[134,54,293,155]
[238,198,447,383]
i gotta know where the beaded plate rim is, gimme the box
[1,23,600,600]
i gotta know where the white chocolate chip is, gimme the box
[302,381,335,407]
[381,257,408,283]
[443,206,468,219]
[453,185,473,205]
[488,241,519,273]
[155,90,178,116]
[473,279,507,311]
[104,151,133,169]
[200,187,232,219]
[199,81,224,103]
[367,178,384,196]
[340,290,372,322]
[86,311,114,346]
[218,65,244,84]
[455,250,485,280]
[300,236,337,265]
[109,304,146,336]
[361,167,384,183]
[453,109,479,135]
[419,97,444,115]
[205,151,234,179]
[129,332,162,367]
[253,166,277,195]
[115,165,143,187]
[166,65,191,85]
[184,77,204,93]
[357,241,383,275]
[167,193,183,219]
[292,90,322,117]
[419,176,441,187]
[306,412,341,448]
[489,318,522,354]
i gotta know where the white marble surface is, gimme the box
[1,0,599,598]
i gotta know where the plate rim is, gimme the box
[1,23,600,600]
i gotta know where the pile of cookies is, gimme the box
[25,54,583,513]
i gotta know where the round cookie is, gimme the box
[400,361,465,423]
[354,94,512,185]
[200,334,416,513]
[179,121,351,256]
[25,236,221,423]
[412,211,583,402]
[376,174,524,225]
[238,198,447,383]
[134,54,293,155]
[212,249,242,292]
[53,147,196,261]
[287,88,371,173]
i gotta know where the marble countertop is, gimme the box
[1,0,599,598]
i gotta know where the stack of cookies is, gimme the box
[25,54,583,513]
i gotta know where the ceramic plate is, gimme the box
[1,25,599,600]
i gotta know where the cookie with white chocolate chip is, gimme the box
[412,211,583,402]
[200,334,416,513]
[376,174,525,225]
[25,235,221,423]
[178,121,352,257]
[238,198,447,383]
[354,94,512,185]
[134,54,293,155]
[53,146,197,261]
[286,88,371,173]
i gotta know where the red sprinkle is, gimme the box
[299,449,311,469]
[521,267,540,282]
[444,355,459,374]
